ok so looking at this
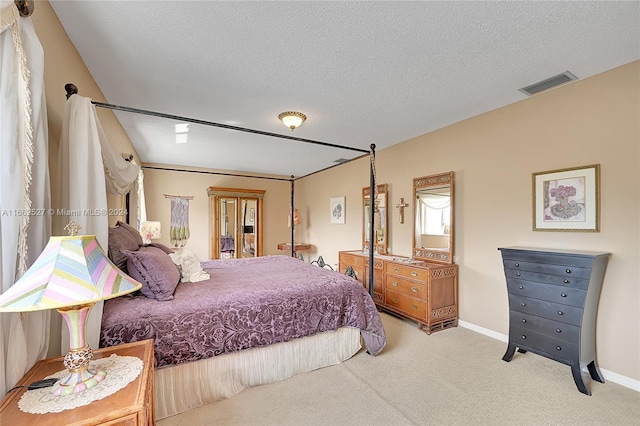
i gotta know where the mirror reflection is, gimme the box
[413,172,454,264]
[363,184,388,254]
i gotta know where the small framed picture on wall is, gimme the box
[330,196,345,224]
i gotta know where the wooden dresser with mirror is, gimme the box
[339,172,458,334]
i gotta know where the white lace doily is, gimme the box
[18,354,143,414]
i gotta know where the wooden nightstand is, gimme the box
[0,339,154,425]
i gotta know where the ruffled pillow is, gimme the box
[169,248,210,283]
[123,246,181,301]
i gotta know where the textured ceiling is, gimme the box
[49,1,639,177]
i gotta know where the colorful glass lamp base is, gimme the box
[52,367,107,396]
[54,303,107,395]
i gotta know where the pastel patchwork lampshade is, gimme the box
[0,232,141,395]
[140,220,161,244]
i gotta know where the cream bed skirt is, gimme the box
[154,326,362,420]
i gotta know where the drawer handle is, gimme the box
[565,269,572,274]
[518,285,524,290]
[521,302,526,307]
[411,287,418,293]
[392,281,398,287]
[556,346,562,351]
[521,335,527,340]
[564,279,569,283]
[411,271,418,277]
[556,328,562,333]
[392,298,399,303]
[393,267,399,273]
[412,304,418,310]
[560,293,567,298]
[521,319,527,323]
[557,311,564,316]
[516,272,521,277]
[514,263,520,267]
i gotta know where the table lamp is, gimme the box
[140,220,161,244]
[0,223,142,396]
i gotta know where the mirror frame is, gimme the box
[208,187,265,259]
[363,183,388,255]
[412,171,454,264]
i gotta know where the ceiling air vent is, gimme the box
[519,71,578,96]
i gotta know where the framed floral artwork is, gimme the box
[330,196,345,224]
[532,164,600,232]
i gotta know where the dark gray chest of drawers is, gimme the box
[498,247,609,395]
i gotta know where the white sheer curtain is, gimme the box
[57,94,139,351]
[0,2,51,396]
[415,194,451,241]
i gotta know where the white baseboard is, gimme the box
[458,320,640,393]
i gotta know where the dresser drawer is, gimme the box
[386,289,426,318]
[385,275,427,299]
[386,263,428,281]
[508,294,583,326]
[504,268,590,290]
[502,259,592,280]
[510,326,578,363]
[506,279,587,307]
[500,250,597,268]
[341,253,364,267]
[509,310,580,344]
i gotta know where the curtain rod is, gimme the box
[71,90,369,154]
[163,194,194,200]
[14,0,34,17]
[142,165,292,182]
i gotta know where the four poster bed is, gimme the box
[71,85,385,418]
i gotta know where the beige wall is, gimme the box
[297,61,639,383]
[142,166,291,259]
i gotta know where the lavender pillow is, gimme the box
[116,220,144,247]
[123,246,181,301]
[144,242,174,254]
[108,226,141,271]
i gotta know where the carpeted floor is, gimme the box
[157,313,640,425]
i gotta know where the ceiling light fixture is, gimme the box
[278,111,306,131]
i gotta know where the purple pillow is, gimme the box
[144,242,174,254]
[116,220,144,247]
[122,246,181,301]
[108,226,141,271]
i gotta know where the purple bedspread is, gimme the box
[100,255,386,368]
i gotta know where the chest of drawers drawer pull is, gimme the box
[521,335,527,340]
[514,263,520,267]
[564,279,569,283]
[521,319,527,323]
[516,272,521,277]
[393,267,399,273]
[521,302,526,307]
[519,285,524,289]
[557,311,563,316]
[411,271,418,277]
[392,281,398,287]
[411,287,418,293]
[392,297,399,303]
[556,328,562,333]
[561,293,567,298]
[556,346,562,351]
[566,269,571,274]
[412,304,419,310]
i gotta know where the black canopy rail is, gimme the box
[65,83,377,296]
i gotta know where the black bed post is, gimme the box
[369,144,376,297]
[290,175,295,257]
